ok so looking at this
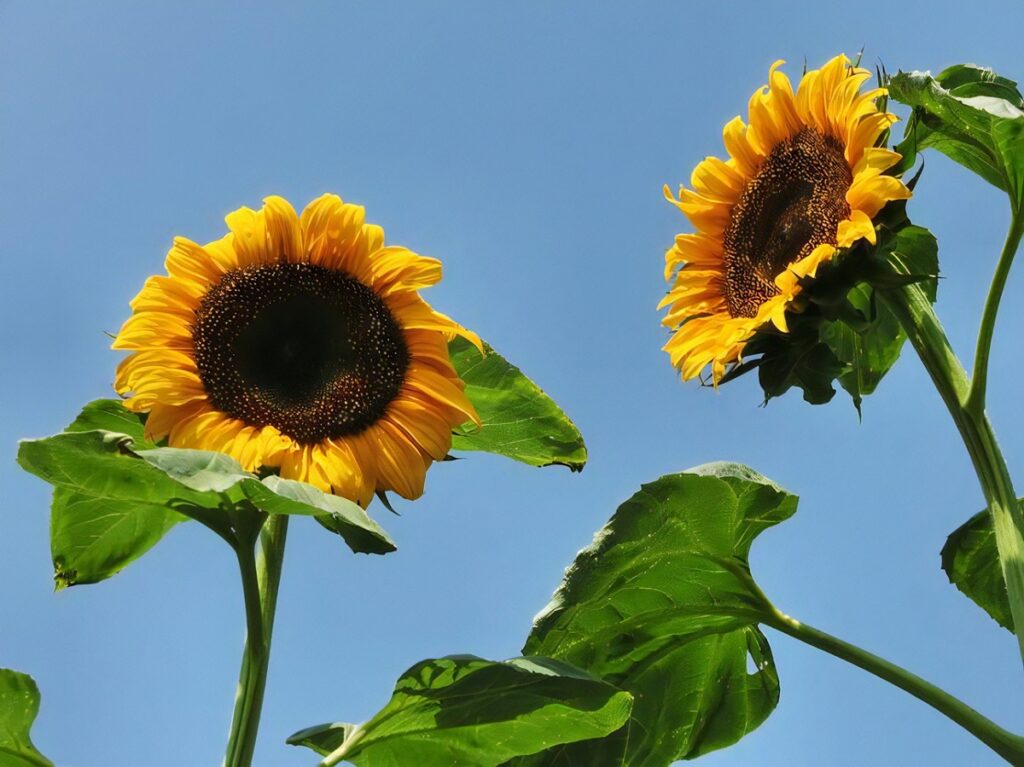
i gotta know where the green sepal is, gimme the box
[288,656,631,766]
[721,208,938,410]
[0,669,53,767]
[448,338,587,472]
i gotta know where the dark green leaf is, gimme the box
[448,338,587,471]
[514,464,795,766]
[878,225,940,303]
[0,669,53,767]
[820,285,907,411]
[746,328,846,405]
[890,66,1024,209]
[942,507,1014,632]
[288,655,631,766]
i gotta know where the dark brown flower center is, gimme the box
[192,262,408,444]
[723,127,852,318]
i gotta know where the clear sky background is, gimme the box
[2,2,1024,766]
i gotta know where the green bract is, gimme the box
[288,656,631,767]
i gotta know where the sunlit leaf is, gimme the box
[18,401,396,586]
[0,669,53,767]
[512,463,794,766]
[890,65,1024,210]
[288,656,631,766]
[449,339,587,471]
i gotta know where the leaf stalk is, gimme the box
[766,608,1024,764]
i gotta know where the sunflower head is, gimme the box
[660,55,919,402]
[113,194,481,506]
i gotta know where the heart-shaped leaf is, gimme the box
[512,463,795,766]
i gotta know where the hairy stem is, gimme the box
[766,608,1024,764]
[879,284,1024,665]
[223,514,289,767]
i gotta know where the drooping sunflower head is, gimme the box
[113,195,480,506]
[660,55,912,383]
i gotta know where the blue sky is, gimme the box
[2,2,1024,765]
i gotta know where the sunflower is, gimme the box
[113,195,480,507]
[660,55,912,383]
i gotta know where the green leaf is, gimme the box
[18,401,396,586]
[890,66,1024,210]
[18,429,211,588]
[448,338,587,471]
[65,398,154,446]
[136,447,253,493]
[137,448,395,554]
[246,476,395,555]
[288,655,631,767]
[0,669,53,767]
[514,463,795,766]
[48,488,185,589]
[942,507,1015,632]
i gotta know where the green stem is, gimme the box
[966,211,1024,417]
[223,514,290,767]
[765,608,1024,764]
[879,284,1024,666]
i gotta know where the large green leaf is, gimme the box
[0,670,53,767]
[18,402,396,587]
[512,464,795,766]
[288,655,631,767]
[448,338,587,471]
[36,402,184,587]
[942,507,1014,632]
[890,65,1024,210]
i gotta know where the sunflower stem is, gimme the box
[966,210,1024,418]
[223,513,289,767]
[879,283,1024,668]
[765,607,1024,764]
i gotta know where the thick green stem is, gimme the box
[766,608,1024,764]
[223,515,290,767]
[879,284,1024,665]
[967,212,1024,417]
